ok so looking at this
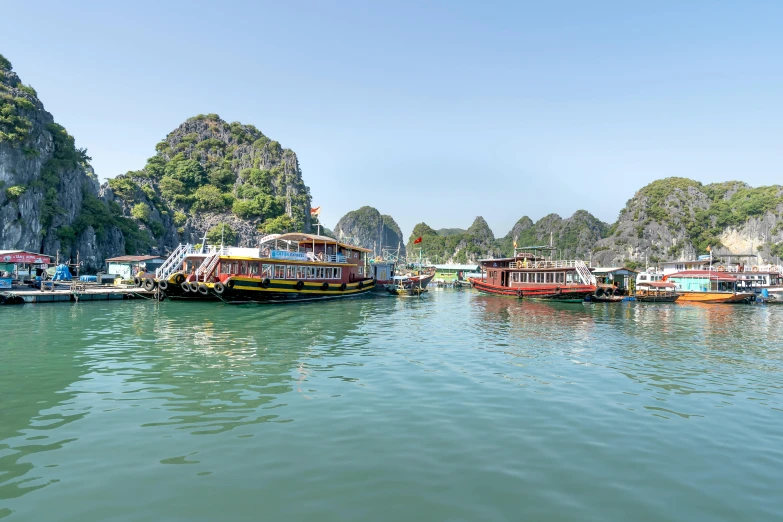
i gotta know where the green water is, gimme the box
[1,291,782,521]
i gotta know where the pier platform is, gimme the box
[1,284,156,305]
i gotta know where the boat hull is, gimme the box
[676,291,753,303]
[210,277,375,303]
[469,278,594,302]
[635,294,680,303]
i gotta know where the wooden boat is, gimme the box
[387,271,434,296]
[189,233,376,303]
[634,281,680,302]
[152,244,224,301]
[470,250,596,302]
[663,270,754,303]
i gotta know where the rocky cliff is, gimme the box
[0,53,126,269]
[496,210,609,259]
[407,216,500,263]
[104,113,312,251]
[592,178,783,267]
[333,206,405,257]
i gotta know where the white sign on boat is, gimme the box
[271,250,308,261]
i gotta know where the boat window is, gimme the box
[316,267,325,278]
[262,264,273,277]
[359,266,364,275]
[296,266,306,279]
[286,266,296,279]
[248,263,259,276]
[640,275,647,281]
[545,273,553,283]
[275,265,286,279]
[335,268,342,279]
[536,273,543,283]
[307,267,316,279]
[239,261,247,274]
[556,272,564,283]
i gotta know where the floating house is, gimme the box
[106,255,164,281]
[590,266,638,292]
[433,263,480,283]
[0,250,53,287]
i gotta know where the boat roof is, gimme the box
[637,281,677,288]
[264,233,372,252]
[592,266,639,274]
[433,264,479,270]
[665,270,737,281]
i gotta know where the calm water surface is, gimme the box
[1,291,782,521]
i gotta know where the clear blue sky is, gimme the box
[2,1,781,239]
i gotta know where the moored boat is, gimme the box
[192,233,375,303]
[387,270,435,296]
[634,281,680,302]
[470,249,596,302]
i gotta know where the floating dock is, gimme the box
[1,285,156,305]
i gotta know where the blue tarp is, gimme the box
[52,264,73,281]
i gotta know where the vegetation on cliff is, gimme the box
[107,113,311,244]
[333,206,405,256]
[406,217,498,263]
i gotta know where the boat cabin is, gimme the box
[664,270,740,293]
[479,254,591,288]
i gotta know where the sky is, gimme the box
[2,0,782,240]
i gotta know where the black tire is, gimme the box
[321,282,329,291]
[198,284,209,295]
[143,278,155,291]
[158,279,168,291]
[261,278,270,289]
[173,273,185,285]
[227,279,235,289]
[214,282,225,294]
[340,283,347,291]
[181,282,191,292]
[133,276,141,287]
[357,281,364,290]
[189,282,199,293]
[295,280,304,291]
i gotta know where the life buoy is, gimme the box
[357,281,364,290]
[143,278,155,291]
[158,279,168,291]
[198,284,209,295]
[214,282,225,294]
[717,266,725,272]
[261,278,270,289]
[133,276,141,286]
[340,283,347,291]
[189,282,199,293]
[295,280,304,291]
[181,282,191,292]
[752,267,759,272]
[321,282,329,291]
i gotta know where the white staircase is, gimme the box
[156,244,191,280]
[575,260,597,286]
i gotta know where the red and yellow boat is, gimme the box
[194,233,375,303]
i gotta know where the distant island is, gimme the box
[2,52,782,270]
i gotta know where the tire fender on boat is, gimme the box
[174,273,185,285]
[340,283,347,291]
[197,284,209,295]
[321,282,329,291]
[261,278,270,289]
[158,279,168,291]
[133,276,141,287]
[214,282,225,294]
[181,282,191,293]
[143,278,155,291]
[189,282,199,293]
[357,281,364,290]
[296,280,305,291]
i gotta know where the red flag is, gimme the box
[413,237,422,244]
[310,206,321,216]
